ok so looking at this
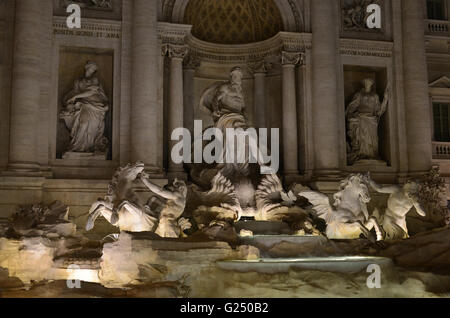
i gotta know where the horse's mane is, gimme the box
[333,174,365,207]
[107,168,119,197]
[106,165,138,201]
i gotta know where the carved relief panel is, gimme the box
[54,0,122,20]
[340,0,391,40]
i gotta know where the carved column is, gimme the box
[183,56,200,135]
[8,0,53,172]
[130,0,160,171]
[402,0,432,174]
[311,0,341,178]
[281,52,301,177]
[249,61,270,129]
[164,44,188,178]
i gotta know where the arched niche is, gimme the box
[162,0,304,33]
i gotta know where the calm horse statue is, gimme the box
[300,173,384,241]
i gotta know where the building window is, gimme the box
[427,0,446,20]
[433,103,450,142]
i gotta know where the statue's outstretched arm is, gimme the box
[141,176,177,200]
[369,179,399,194]
[412,201,427,217]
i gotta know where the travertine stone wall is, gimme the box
[8,0,53,172]
[0,0,448,218]
[402,0,433,174]
[311,0,341,178]
[130,0,164,173]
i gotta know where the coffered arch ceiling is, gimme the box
[183,0,283,45]
[162,0,304,43]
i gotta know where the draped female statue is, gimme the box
[60,61,109,158]
[346,78,389,165]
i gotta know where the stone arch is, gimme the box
[162,0,304,33]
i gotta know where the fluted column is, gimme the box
[130,0,160,170]
[311,0,340,177]
[402,0,432,173]
[183,56,200,135]
[8,0,53,172]
[281,52,301,176]
[164,45,188,177]
[249,61,270,129]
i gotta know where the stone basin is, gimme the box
[238,234,327,249]
[216,256,394,274]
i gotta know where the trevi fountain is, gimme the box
[0,0,449,298]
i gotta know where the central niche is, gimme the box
[184,0,284,45]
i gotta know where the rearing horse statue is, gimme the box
[299,173,384,241]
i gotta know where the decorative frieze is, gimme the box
[184,31,311,65]
[340,38,393,57]
[53,16,121,39]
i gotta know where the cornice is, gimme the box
[185,31,311,65]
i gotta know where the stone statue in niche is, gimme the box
[60,61,110,160]
[346,78,389,165]
[367,175,426,240]
[195,67,273,215]
[200,66,248,142]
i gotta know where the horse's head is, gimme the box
[120,162,145,181]
[334,174,370,209]
[349,174,371,203]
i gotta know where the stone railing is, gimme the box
[426,20,450,36]
[433,142,450,159]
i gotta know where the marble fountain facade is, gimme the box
[0,0,449,297]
